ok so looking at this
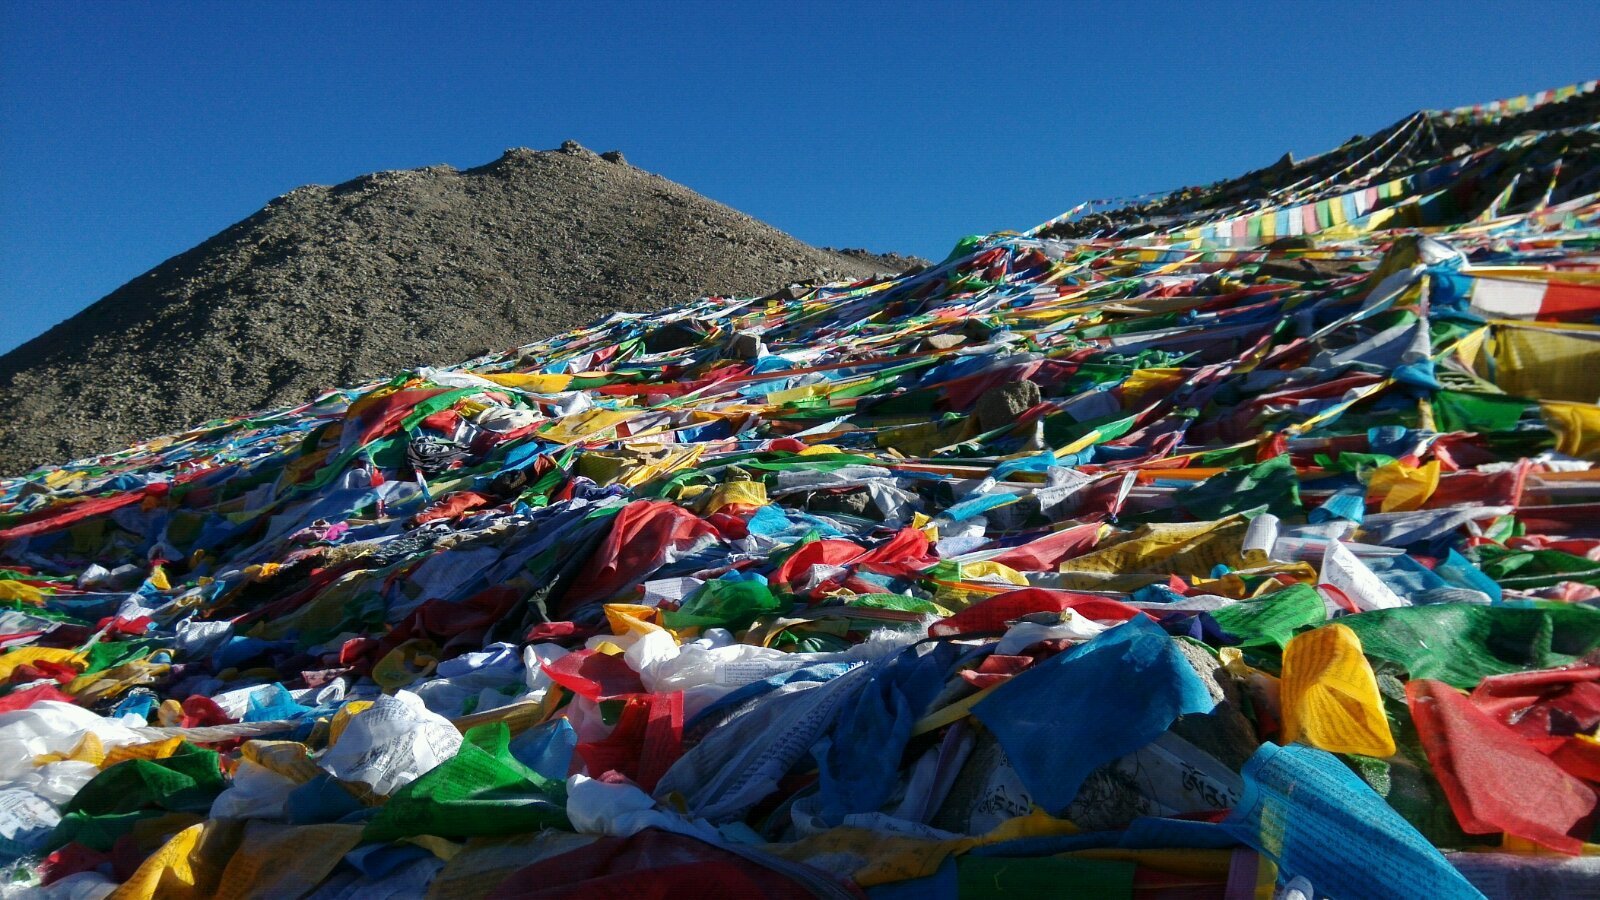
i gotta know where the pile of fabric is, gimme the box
[2,86,1600,899]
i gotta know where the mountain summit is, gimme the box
[0,142,918,474]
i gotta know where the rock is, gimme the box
[931,730,1034,835]
[727,331,763,359]
[1056,641,1258,831]
[488,468,530,500]
[820,247,930,276]
[923,333,966,351]
[804,489,874,518]
[1063,761,1161,831]
[964,318,999,342]
[600,150,627,165]
[974,379,1041,432]
[1169,639,1259,769]
[643,320,708,354]
[1255,256,1356,282]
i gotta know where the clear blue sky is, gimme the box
[3,1,1598,353]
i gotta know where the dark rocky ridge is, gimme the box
[1040,89,1600,241]
[0,142,922,474]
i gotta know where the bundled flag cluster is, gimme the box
[2,84,1600,899]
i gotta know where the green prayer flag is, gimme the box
[1209,583,1327,649]
[1432,390,1532,434]
[63,742,224,817]
[1340,604,1600,689]
[662,574,782,631]
[364,722,569,842]
[1177,454,1301,520]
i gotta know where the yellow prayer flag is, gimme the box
[1119,368,1186,405]
[957,560,1029,586]
[1280,623,1395,757]
[371,639,440,692]
[0,581,44,604]
[103,737,188,769]
[212,823,364,900]
[240,740,321,784]
[705,479,767,514]
[477,372,574,393]
[1541,400,1600,459]
[328,700,375,746]
[35,731,105,767]
[1060,516,1249,584]
[604,603,664,636]
[108,821,244,900]
[1489,323,1600,402]
[1366,459,1439,512]
[0,647,83,682]
[539,408,638,444]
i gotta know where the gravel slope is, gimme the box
[0,142,921,474]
